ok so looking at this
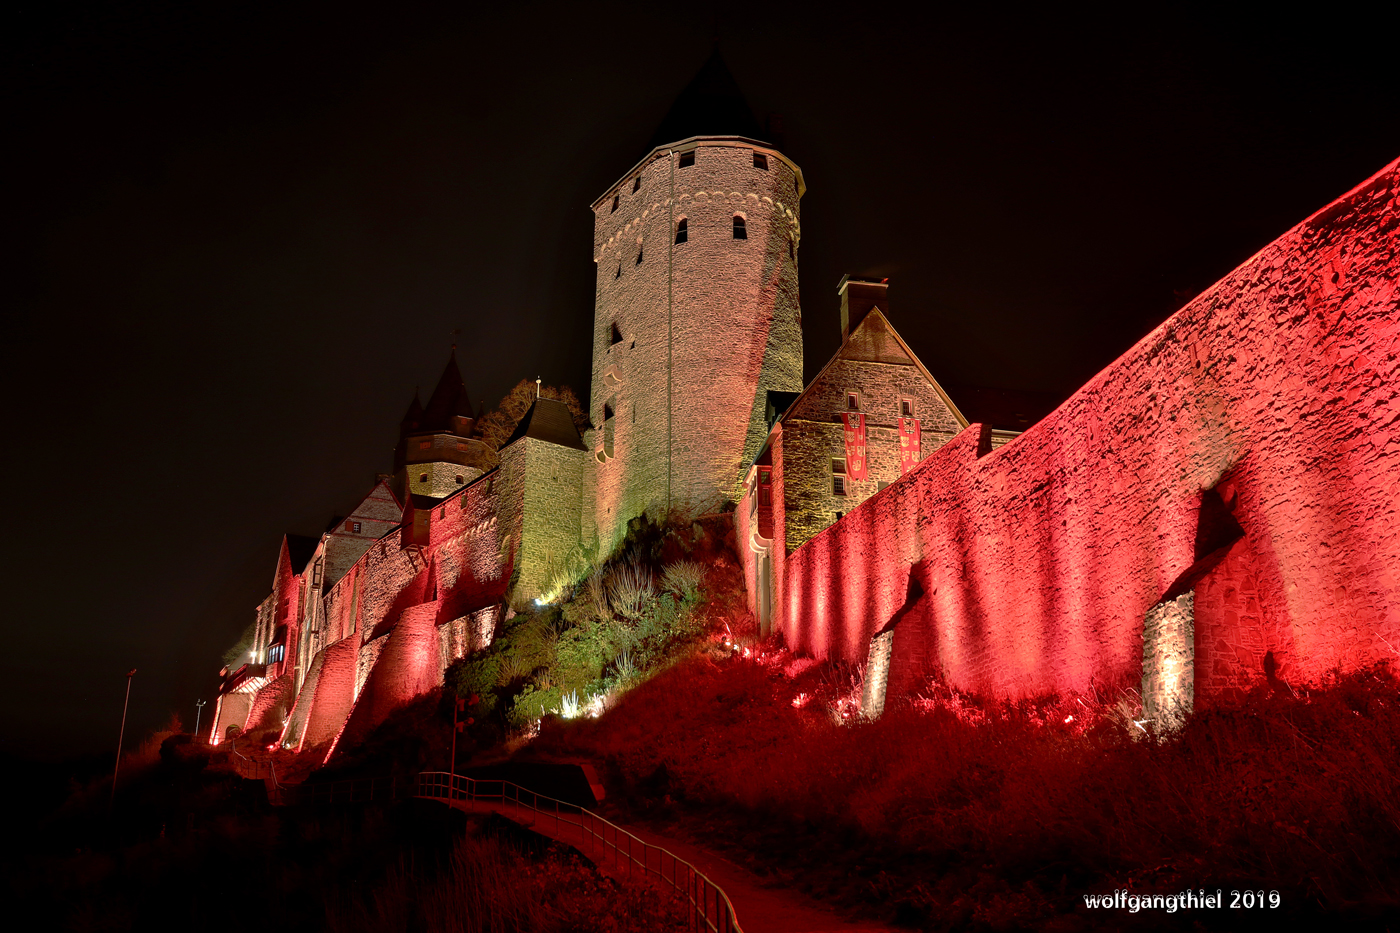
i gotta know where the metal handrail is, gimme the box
[416,771,743,933]
[274,770,743,931]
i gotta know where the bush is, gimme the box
[661,560,706,599]
[606,560,654,619]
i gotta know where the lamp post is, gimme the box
[110,669,136,811]
[194,698,207,740]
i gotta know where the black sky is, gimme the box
[4,2,1398,760]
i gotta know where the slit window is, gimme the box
[789,239,794,261]
[732,215,747,239]
[604,403,615,421]
[752,152,768,169]
[678,150,694,168]
[610,194,619,213]
[675,218,687,244]
[632,176,641,193]
[636,245,643,265]
[614,262,620,279]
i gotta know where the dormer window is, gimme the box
[611,194,619,213]
[678,150,694,168]
[753,152,768,170]
[675,218,687,244]
[732,215,747,239]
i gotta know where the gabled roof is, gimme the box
[650,48,767,150]
[504,397,588,451]
[781,308,969,429]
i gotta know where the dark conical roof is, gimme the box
[649,48,766,149]
[399,390,424,433]
[419,349,475,432]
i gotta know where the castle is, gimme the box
[210,54,1400,752]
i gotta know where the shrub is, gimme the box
[661,560,706,599]
[606,560,653,619]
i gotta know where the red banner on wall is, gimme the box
[898,417,921,474]
[841,412,868,479]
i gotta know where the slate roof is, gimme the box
[420,348,475,431]
[504,398,588,451]
[650,48,767,149]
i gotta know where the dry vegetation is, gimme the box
[524,603,1400,929]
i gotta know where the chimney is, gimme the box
[838,275,889,341]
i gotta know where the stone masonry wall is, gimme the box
[587,140,804,553]
[778,157,1400,706]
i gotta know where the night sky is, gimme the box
[5,3,1398,761]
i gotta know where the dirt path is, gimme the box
[441,796,894,933]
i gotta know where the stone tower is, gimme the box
[584,51,806,551]
[393,348,497,499]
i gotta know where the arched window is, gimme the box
[732,215,747,240]
[611,194,619,213]
[675,218,688,244]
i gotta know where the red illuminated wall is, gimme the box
[777,157,1400,705]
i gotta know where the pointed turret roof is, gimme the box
[421,348,474,430]
[399,389,424,434]
[650,48,767,149]
[504,397,587,451]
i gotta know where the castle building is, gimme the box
[209,54,1400,753]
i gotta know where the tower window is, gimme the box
[610,322,623,344]
[678,151,694,168]
[632,176,641,193]
[789,239,795,261]
[847,392,860,411]
[455,475,464,484]
[732,215,747,239]
[604,402,615,421]
[636,245,643,265]
[753,152,768,170]
[419,473,428,483]
[611,194,619,213]
[675,218,687,244]
[614,262,621,279]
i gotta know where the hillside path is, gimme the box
[441,796,894,933]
